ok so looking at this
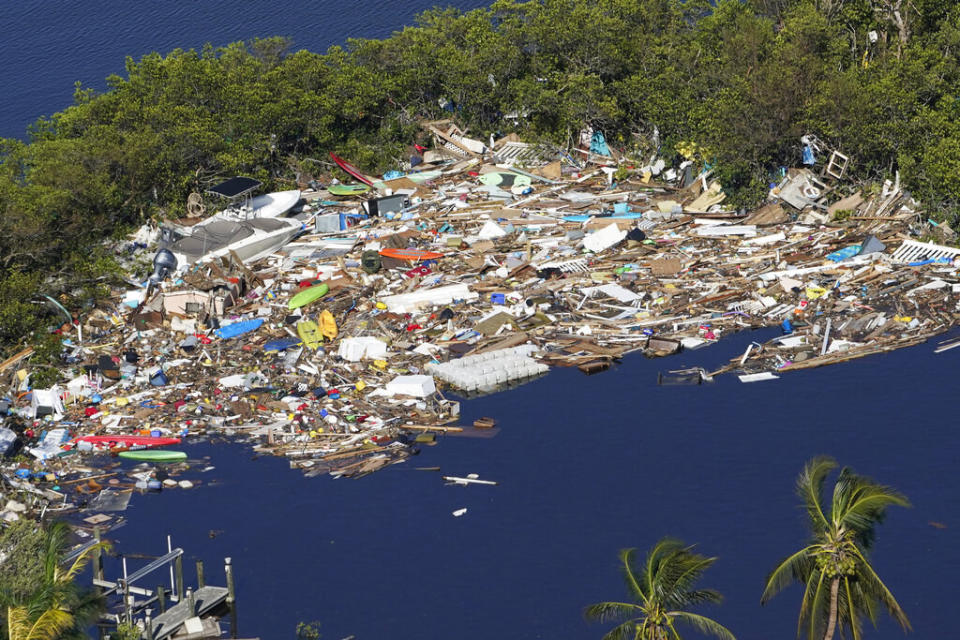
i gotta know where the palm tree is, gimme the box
[584,538,737,640]
[761,456,911,640]
[2,521,107,640]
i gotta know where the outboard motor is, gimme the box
[148,248,178,284]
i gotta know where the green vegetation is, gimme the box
[761,457,910,640]
[584,538,736,640]
[3,0,959,357]
[0,521,107,640]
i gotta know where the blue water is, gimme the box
[97,329,959,639]
[4,3,957,638]
[0,0,489,139]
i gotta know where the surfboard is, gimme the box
[378,248,444,263]
[288,283,329,310]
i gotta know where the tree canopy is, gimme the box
[2,0,960,358]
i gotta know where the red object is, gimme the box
[329,152,374,186]
[406,323,422,331]
[404,266,432,278]
[379,248,444,263]
[75,435,181,448]
[84,407,98,417]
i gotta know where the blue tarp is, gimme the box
[590,131,611,156]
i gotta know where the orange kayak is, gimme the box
[379,248,444,263]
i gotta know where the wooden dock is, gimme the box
[148,586,229,640]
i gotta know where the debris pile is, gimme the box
[3,124,959,523]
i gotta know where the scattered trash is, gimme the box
[1,126,953,531]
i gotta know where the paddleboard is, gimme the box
[297,320,323,350]
[329,152,374,186]
[288,283,329,310]
[328,184,370,196]
[378,248,444,263]
[118,450,187,462]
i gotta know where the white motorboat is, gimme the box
[168,216,304,269]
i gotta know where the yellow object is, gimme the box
[297,319,322,350]
[376,302,387,309]
[805,287,828,300]
[319,309,338,341]
[355,380,367,391]
[894,315,913,323]
[115,397,129,407]
[372,360,387,370]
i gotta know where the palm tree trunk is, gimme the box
[823,577,840,640]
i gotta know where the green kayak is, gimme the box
[288,283,329,310]
[118,450,187,463]
[327,184,370,196]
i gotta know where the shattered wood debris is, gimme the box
[2,127,958,523]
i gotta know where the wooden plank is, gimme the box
[0,347,33,374]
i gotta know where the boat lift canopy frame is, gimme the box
[205,177,261,200]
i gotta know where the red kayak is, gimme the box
[329,152,375,186]
[75,435,181,449]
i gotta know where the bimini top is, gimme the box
[206,176,262,199]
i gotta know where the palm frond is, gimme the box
[838,485,909,546]
[619,548,647,603]
[25,608,72,640]
[670,611,737,640]
[796,569,820,638]
[807,571,829,640]
[796,456,836,532]
[663,550,717,608]
[59,540,110,585]
[584,601,645,624]
[761,546,815,604]
[598,618,643,640]
[7,605,30,640]
[842,576,863,640]
[646,538,687,606]
[850,546,911,631]
[681,589,723,606]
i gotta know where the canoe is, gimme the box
[328,184,370,196]
[288,283,329,310]
[329,152,374,186]
[76,435,181,448]
[118,450,187,462]
[297,320,323,350]
[378,248,444,263]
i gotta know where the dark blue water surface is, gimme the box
[99,329,959,639]
[4,3,957,639]
[0,1,489,139]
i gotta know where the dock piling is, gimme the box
[196,560,205,588]
[225,557,237,639]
